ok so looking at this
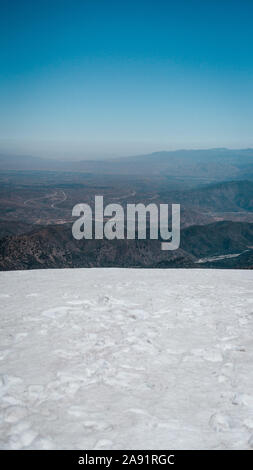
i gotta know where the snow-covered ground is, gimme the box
[0,268,253,450]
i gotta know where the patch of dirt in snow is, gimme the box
[0,268,253,449]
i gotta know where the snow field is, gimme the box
[0,268,253,449]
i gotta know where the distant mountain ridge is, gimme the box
[165,180,253,212]
[0,148,253,183]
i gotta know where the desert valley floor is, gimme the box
[0,268,253,449]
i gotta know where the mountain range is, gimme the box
[1,148,253,183]
[1,220,252,271]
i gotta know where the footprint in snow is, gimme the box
[42,306,69,318]
[0,374,23,396]
[232,393,253,407]
[93,439,113,450]
[15,332,28,342]
[3,406,28,423]
[8,428,38,449]
[201,349,223,363]
[184,348,223,363]
[244,418,253,430]
[27,384,45,400]
[209,412,231,432]
[30,436,55,450]
[0,349,11,361]
[68,405,87,418]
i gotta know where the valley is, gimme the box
[0,150,252,271]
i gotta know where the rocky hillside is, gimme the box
[0,221,252,270]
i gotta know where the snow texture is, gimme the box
[0,268,253,450]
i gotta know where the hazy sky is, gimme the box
[0,0,252,159]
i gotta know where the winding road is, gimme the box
[24,190,67,209]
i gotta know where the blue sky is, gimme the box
[0,0,252,159]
